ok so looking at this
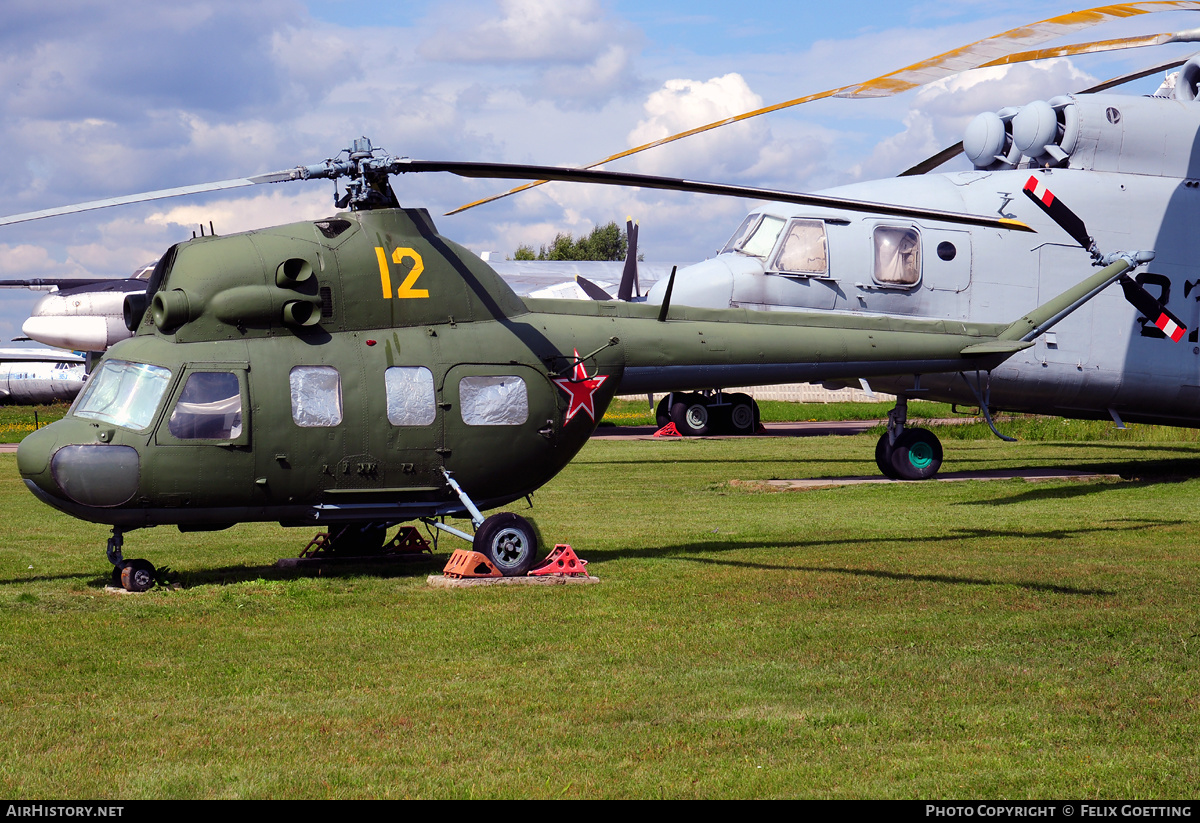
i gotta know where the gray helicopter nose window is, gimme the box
[459,375,528,426]
[872,226,921,286]
[385,366,436,426]
[289,365,343,427]
[168,372,243,440]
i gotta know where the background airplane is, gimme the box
[0,348,85,404]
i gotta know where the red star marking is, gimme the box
[553,349,608,423]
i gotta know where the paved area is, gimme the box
[590,420,885,440]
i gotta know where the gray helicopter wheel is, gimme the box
[670,393,711,436]
[474,513,539,577]
[727,393,759,435]
[888,428,943,480]
[120,559,156,593]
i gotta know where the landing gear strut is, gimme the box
[875,396,943,480]
[106,527,158,592]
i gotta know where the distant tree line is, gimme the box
[512,221,635,261]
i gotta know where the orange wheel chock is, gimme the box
[443,549,502,578]
[528,544,590,577]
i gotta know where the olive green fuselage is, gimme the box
[17,207,1018,531]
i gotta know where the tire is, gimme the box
[120,559,156,593]
[473,513,539,577]
[727,393,759,436]
[875,434,902,480]
[655,395,671,428]
[670,393,710,436]
[111,560,130,588]
[889,428,943,480]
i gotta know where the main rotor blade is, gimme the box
[0,170,302,227]
[898,56,1192,177]
[401,160,1032,231]
[449,2,1200,214]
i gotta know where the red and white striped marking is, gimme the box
[1024,175,1054,207]
[1155,313,1186,342]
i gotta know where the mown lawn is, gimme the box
[0,420,1197,797]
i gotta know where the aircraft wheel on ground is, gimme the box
[120,559,156,592]
[888,427,943,480]
[875,435,902,479]
[670,393,711,436]
[655,395,671,428]
[474,512,539,577]
[727,393,759,436]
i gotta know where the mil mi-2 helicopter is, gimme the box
[7,136,1161,591]
[453,2,1200,480]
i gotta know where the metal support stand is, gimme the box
[886,396,908,447]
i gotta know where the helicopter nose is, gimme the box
[646,258,736,309]
[18,425,140,509]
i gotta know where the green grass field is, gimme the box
[1,409,1198,798]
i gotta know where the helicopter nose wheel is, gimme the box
[473,513,539,577]
[876,427,943,480]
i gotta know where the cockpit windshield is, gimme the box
[73,360,172,431]
[720,213,786,259]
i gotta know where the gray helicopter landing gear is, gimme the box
[106,527,157,592]
[657,391,761,436]
[875,395,943,480]
[425,469,541,577]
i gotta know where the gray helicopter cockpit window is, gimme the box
[289,366,343,427]
[73,360,172,432]
[772,219,828,275]
[721,214,786,258]
[872,226,921,286]
[459,376,528,426]
[168,372,243,440]
[385,367,436,426]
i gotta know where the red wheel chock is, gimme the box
[528,544,590,577]
[443,550,502,578]
[654,422,682,437]
[384,526,433,555]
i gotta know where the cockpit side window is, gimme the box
[872,226,921,286]
[73,360,172,432]
[721,214,786,259]
[289,365,343,427]
[168,372,243,440]
[721,214,760,254]
[772,220,828,275]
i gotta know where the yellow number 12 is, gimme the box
[375,247,428,299]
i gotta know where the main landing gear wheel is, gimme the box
[670,393,711,436]
[119,559,157,592]
[726,393,759,435]
[474,512,539,577]
[655,395,671,428]
[888,428,943,480]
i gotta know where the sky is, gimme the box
[3,0,1200,341]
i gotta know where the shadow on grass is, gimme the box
[675,555,1113,596]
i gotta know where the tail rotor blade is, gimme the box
[1022,175,1094,252]
[1120,275,1188,342]
[617,218,639,302]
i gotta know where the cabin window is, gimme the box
[459,375,528,426]
[289,365,342,427]
[721,214,785,259]
[385,367,436,426]
[168,372,243,440]
[872,226,921,286]
[73,360,171,432]
[773,220,828,275]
